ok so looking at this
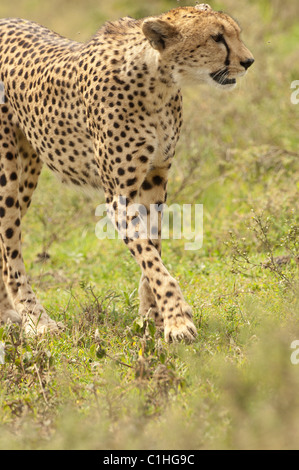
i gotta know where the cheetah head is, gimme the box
[142,4,254,90]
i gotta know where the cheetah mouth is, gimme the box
[210,70,236,86]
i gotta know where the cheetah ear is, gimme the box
[142,18,178,51]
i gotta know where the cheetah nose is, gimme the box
[240,58,255,70]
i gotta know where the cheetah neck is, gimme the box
[124,41,181,112]
[83,29,181,113]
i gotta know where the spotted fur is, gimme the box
[0,5,253,340]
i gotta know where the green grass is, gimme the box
[0,0,299,450]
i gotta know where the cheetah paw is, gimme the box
[0,309,22,325]
[164,305,197,343]
[23,313,64,336]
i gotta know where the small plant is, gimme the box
[225,208,298,292]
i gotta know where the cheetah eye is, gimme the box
[212,33,224,43]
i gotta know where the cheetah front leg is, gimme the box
[137,168,166,328]
[105,166,197,343]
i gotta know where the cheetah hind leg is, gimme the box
[1,240,61,335]
[138,274,164,328]
[0,250,21,325]
[0,124,62,335]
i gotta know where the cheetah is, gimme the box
[0,4,254,341]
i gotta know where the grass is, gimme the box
[0,0,299,450]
